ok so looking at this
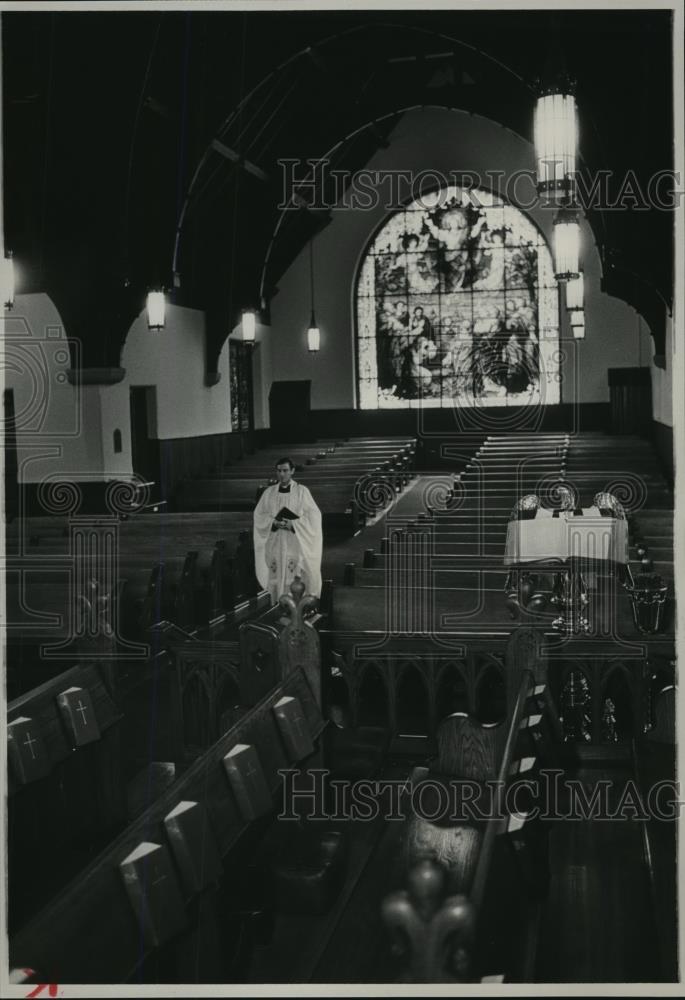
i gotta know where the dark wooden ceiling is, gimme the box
[3,8,674,368]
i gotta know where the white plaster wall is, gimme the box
[4,297,237,481]
[120,304,232,440]
[2,293,101,483]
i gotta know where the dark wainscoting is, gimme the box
[652,420,674,488]
[608,367,652,434]
[307,403,610,436]
[308,403,611,470]
[157,429,272,503]
[17,430,273,517]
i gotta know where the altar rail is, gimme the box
[323,636,675,748]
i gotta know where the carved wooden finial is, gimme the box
[406,856,445,919]
[382,858,476,982]
[278,575,317,619]
[278,576,321,705]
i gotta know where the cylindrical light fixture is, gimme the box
[242,309,257,342]
[3,251,15,310]
[553,205,581,281]
[307,313,320,353]
[305,237,321,352]
[570,309,585,339]
[534,87,577,197]
[565,268,584,311]
[146,289,166,330]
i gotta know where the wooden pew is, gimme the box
[7,662,126,931]
[4,567,158,648]
[174,478,385,533]
[9,668,325,984]
[6,510,257,546]
[632,683,677,979]
[174,477,268,511]
[5,579,307,935]
[6,515,262,645]
[173,436,416,528]
[381,628,563,982]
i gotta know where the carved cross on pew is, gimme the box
[243,759,261,793]
[23,731,38,760]
[289,709,307,743]
[273,696,314,760]
[8,716,50,784]
[151,870,167,888]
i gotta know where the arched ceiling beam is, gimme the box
[210,138,269,182]
[171,21,536,283]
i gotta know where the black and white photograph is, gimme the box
[1,0,683,994]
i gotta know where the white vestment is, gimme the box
[253,481,323,603]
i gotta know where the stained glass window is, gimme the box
[355,186,560,409]
[229,341,253,431]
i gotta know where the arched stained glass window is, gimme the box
[356,186,560,409]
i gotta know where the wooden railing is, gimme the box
[381,627,564,983]
[323,635,674,750]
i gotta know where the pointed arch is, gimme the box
[396,662,430,735]
[474,662,507,725]
[357,661,389,727]
[435,660,470,722]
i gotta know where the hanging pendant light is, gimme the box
[241,309,257,343]
[146,289,166,330]
[307,313,320,353]
[565,268,584,311]
[306,238,320,353]
[534,85,578,198]
[553,205,581,281]
[2,251,15,310]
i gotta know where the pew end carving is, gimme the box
[277,576,322,705]
[382,858,477,983]
[385,627,561,982]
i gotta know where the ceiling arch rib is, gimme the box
[178,22,542,372]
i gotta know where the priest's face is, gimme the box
[276,462,294,485]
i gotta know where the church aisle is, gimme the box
[244,808,390,983]
[321,472,461,584]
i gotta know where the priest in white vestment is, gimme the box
[253,458,323,603]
